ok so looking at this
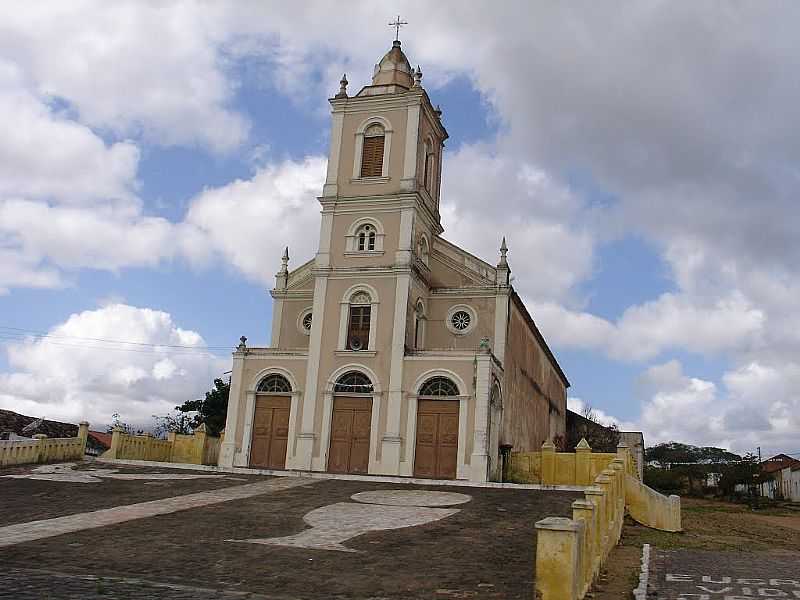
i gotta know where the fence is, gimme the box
[509,438,637,485]
[534,442,681,600]
[0,422,89,467]
[102,424,223,466]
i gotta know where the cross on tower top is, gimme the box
[388,15,408,41]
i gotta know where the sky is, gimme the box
[1,2,798,457]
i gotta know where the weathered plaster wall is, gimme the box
[501,298,567,452]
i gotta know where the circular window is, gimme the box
[297,308,313,336]
[446,305,477,335]
[451,311,471,331]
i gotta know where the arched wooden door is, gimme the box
[413,376,461,480]
[327,371,374,474]
[249,374,292,470]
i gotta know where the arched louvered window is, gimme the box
[257,373,292,393]
[360,124,385,178]
[334,371,374,394]
[419,376,459,397]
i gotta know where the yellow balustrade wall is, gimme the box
[0,422,89,467]
[102,424,223,466]
[534,443,682,600]
[508,439,631,485]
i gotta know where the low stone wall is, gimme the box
[0,422,89,467]
[102,424,222,466]
[534,443,681,600]
[509,439,631,485]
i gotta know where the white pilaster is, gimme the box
[471,354,492,482]
[218,352,245,467]
[400,103,421,191]
[316,211,334,268]
[270,298,284,347]
[493,292,509,365]
[292,274,329,470]
[322,110,345,197]
[236,390,257,467]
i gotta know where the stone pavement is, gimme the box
[1,462,582,599]
[0,476,317,548]
[647,548,800,599]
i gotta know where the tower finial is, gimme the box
[336,73,348,99]
[499,237,508,266]
[388,15,408,42]
[413,65,422,88]
[281,246,289,272]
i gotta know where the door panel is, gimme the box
[328,396,372,474]
[249,396,290,469]
[414,400,459,479]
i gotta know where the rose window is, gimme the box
[451,310,471,331]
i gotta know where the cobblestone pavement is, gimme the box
[2,464,581,599]
[0,462,264,526]
[0,476,317,548]
[647,548,800,599]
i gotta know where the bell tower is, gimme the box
[319,39,449,244]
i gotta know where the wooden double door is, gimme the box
[249,395,290,469]
[414,399,459,479]
[328,396,372,474]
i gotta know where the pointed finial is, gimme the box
[278,246,289,275]
[499,237,508,264]
[336,73,348,99]
[435,104,443,118]
[412,65,423,88]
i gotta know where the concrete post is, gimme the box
[616,440,630,474]
[595,474,614,558]
[78,421,89,457]
[575,438,592,485]
[109,426,124,460]
[583,486,606,577]
[33,433,48,464]
[535,517,584,600]
[572,499,596,597]
[541,440,556,485]
[195,423,208,465]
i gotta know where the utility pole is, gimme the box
[757,446,761,463]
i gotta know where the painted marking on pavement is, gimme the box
[0,477,317,547]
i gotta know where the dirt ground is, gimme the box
[592,497,800,600]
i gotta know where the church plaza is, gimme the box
[0,461,579,599]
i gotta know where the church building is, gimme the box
[218,38,569,482]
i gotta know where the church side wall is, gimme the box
[501,301,567,453]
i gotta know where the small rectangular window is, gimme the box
[347,306,371,350]
[360,136,385,178]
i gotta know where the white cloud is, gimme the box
[183,156,327,283]
[442,144,595,303]
[1,1,249,152]
[0,304,227,428]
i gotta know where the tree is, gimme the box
[152,411,195,438]
[565,404,621,452]
[106,413,144,435]
[718,452,759,498]
[645,442,745,496]
[175,378,229,436]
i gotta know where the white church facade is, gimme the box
[219,39,569,482]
